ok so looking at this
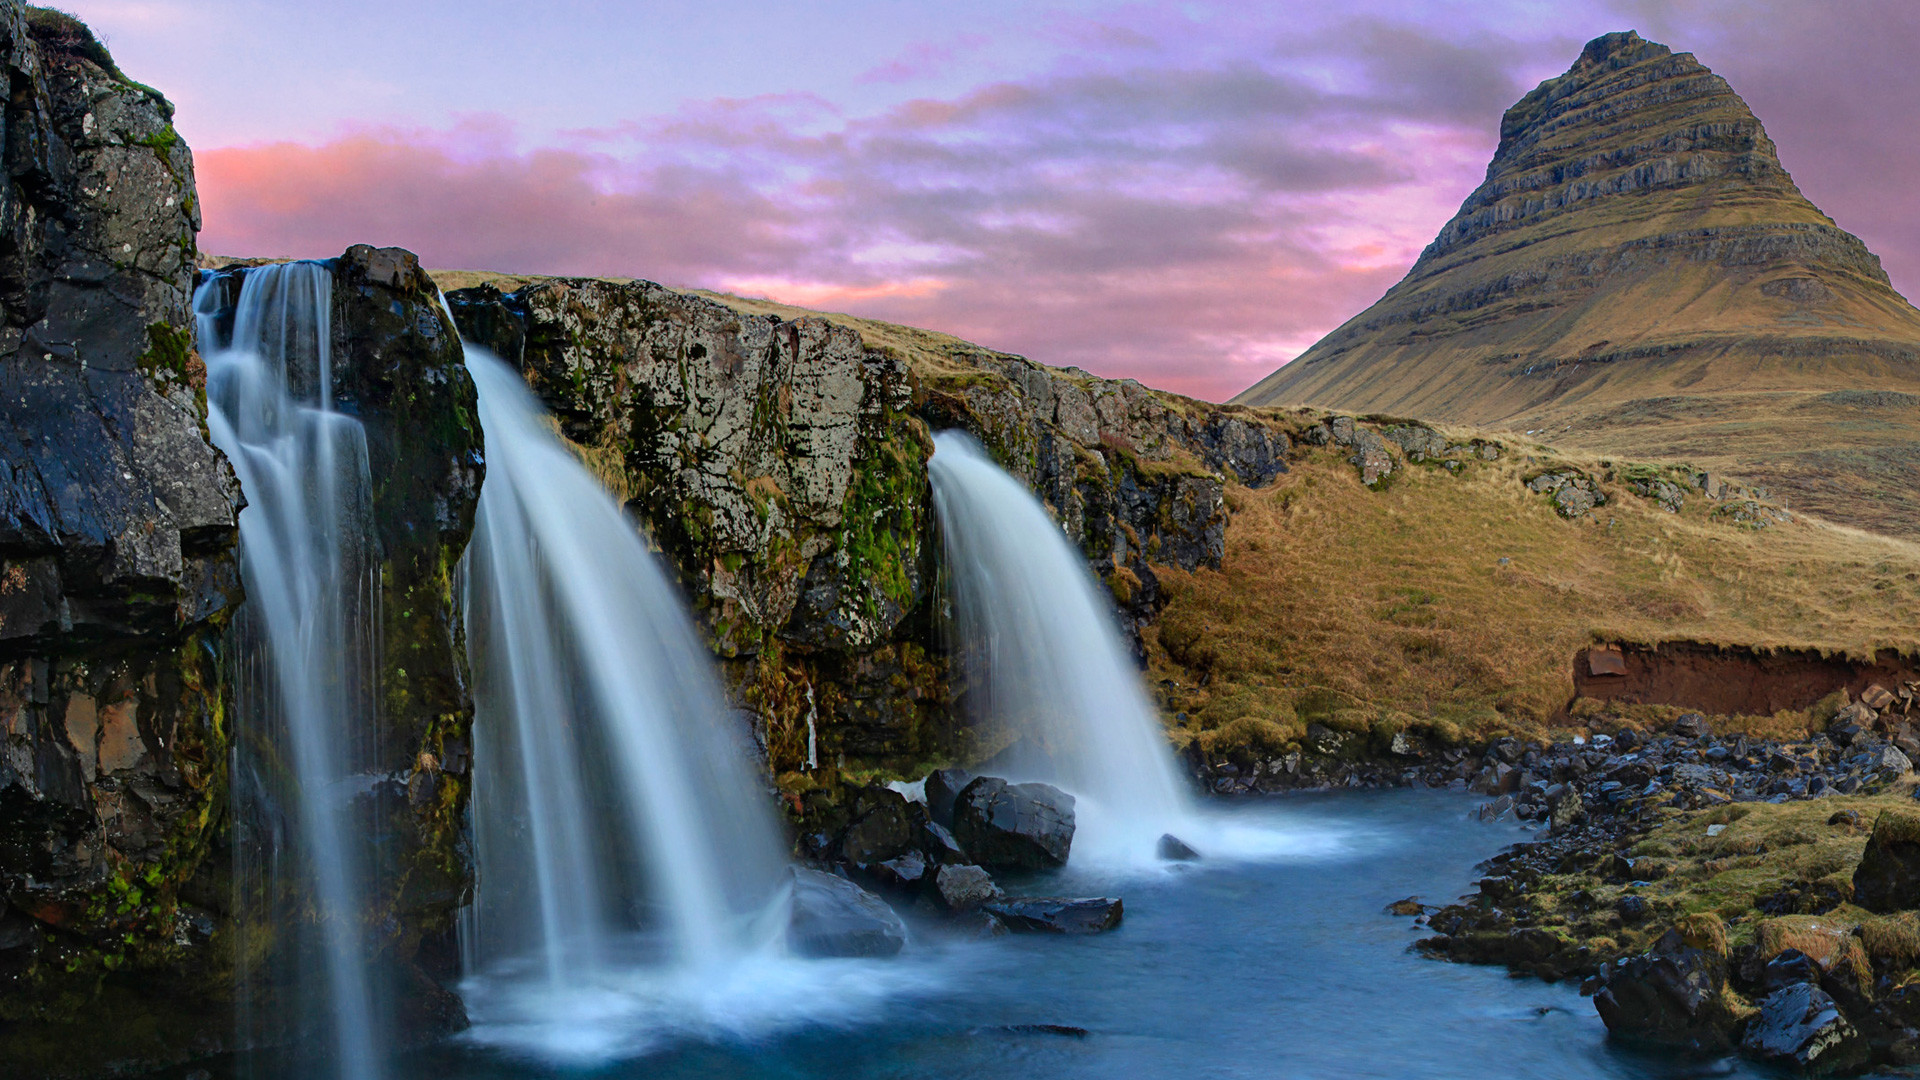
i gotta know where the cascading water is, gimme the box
[460,345,928,1062]
[198,263,386,1080]
[928,431,1196,866]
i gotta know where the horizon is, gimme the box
[68,0,1920,402]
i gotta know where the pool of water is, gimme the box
[406,790,1779,1080]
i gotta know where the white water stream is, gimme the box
[458,346,931,1062]
[928,431,1308,869]
[199,263,386,1080]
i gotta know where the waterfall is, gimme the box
[928,431,1195,866]
[198,263,386,1080]
[459,345,813,1060]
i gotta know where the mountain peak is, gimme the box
[1233,32,1920,538]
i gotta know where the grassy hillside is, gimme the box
[1147,424,1920,755]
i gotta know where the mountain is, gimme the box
[1233,31,1920,537]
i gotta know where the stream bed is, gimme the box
[408,790,1781,1080]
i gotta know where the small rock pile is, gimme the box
[788,769,1126,953]
[1401,692,1920,1074]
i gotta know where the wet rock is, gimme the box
[934,864,1002,912]
[922,820,969,865]
[983,897,1124,934]
[1386,897,1428,917]
[1592,931,1736,1051]
[871,850,929,892]
[1851,810,1920,913]
[952,777,1075,870]
[788,867,908,958]
[1157,833,1200,861]
[1763,949,1822,992]
[841,785,916,867]
[1740,982,1868,1074]
[924,767,974,829]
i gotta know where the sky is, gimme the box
[68,0,1920,402]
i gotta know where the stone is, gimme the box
[1739,982,1868,1073]
[1671,713,1710,740]
[1549,788,1583,830]
[1385,897,1427,917]
[840,785,915,867]
[924,767,973,829]
[1592,930,1736,1051]
[921,819,968,865]
[952,777,1076,871]
[1875,745,1914,778]
[1864,685,1897,710]
[1349,428,1395,487]
[871,850,929,892]
[1762,949,1821,992]
[1157,833,1200,861]
[787,867,908,958]
[1852,810,1920,913]
[934,864,1002,912]
[983,897,1124,934]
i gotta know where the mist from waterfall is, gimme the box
[198,263,386,1080]
[458,346,932,1062]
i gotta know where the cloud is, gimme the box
[188,20,1583,401]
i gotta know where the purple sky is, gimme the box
[71,0,1920,401]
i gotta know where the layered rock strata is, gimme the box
[1235,31,1920,537]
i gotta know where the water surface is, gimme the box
[413,791,1774,1079]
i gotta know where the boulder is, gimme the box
[1157,833,1200,861]
[921,820,969,865]
[924,767,974,828]
[1875,744,1914,778]
[870,850,929,892]
[934,864,1002,912]
[1740,982,1868,1074]
[1671,713,1710,740]
[787,868,908,958]
[983,897,1124,934]
[952,777,1076,870]
[1852,810,1920,913]
[840,785,915,867]
[1592,930,1736,1051]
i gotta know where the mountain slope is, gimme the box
[1233,31,1920,537]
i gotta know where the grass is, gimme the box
[1144,425,1920,751]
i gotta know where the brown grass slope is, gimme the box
[1232,31,1920,538]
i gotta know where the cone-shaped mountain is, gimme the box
[1234,31,1920,536]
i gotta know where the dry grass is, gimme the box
[1146,434,1920,747]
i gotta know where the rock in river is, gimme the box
[935,864,1002,912]
[983,897,1124,934]
[1740,982,1868,1074]
[1158,833,1200,861]
[953,777,1076,870]
[787,867,908,958]
[1591,930,1736,1051]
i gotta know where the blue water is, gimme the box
[406,791,1773,1080]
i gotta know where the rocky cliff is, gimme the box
[0,4,484,1066]
[0,5,248,1072]
[1234,31,1920,538]
[448,278,1290,783]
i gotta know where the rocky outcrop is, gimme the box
[197,247,482,1041]
[0,6,247,1072]
[447,278,1288,778]
[1234,31,1920,540]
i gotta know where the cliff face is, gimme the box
[449,279,1289,779]
[198,247,483,1047]
[0,5,250,1071]
[0,4,485,1063]
[1234,31,1920,538]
